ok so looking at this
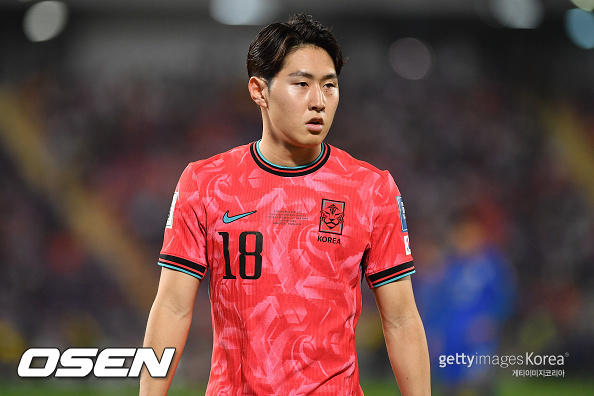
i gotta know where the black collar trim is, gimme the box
[250,141,331,177]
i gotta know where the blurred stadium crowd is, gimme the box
[1,4,594,392]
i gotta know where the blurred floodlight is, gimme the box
[23,1,68,42]
[571,0,594,12]
[488,0,543,29]
[389,38,433,81]
[209,0,279,25]
[565,9,594,49]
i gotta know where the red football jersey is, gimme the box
[159,141,414,395]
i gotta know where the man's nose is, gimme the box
[308,86,325,111]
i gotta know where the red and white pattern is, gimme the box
[160,142,414,395]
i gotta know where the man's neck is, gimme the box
[257,135,323,168]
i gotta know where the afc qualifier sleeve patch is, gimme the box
[166,192,178,229]
[396,195,408,233]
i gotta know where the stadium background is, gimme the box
[1,0,593,394]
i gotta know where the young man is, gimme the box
[141,14,430,395]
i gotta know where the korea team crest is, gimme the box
[319,199,345,235]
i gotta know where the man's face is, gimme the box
[263,45,339,149]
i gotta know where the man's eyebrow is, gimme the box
[288,70,338,80]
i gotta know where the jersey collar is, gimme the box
[250,140,331,177]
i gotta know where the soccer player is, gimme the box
[140,14,430,395]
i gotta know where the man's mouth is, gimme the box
[306,117,324,132]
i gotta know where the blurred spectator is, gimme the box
[416,210,517,395]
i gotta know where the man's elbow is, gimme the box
[153,293,194,321]
[381,311,424,335]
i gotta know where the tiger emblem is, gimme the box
[319,199,345,234]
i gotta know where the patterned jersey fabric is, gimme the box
[159,141,414,395]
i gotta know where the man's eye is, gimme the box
[297,82,308,87]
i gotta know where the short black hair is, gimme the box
[246,14,345,82]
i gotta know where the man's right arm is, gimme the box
[140,267,201,396]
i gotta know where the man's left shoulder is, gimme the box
[329,144,391,180]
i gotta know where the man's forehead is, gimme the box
[280,46,336,74]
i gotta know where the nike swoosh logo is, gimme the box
[223,210,257,224]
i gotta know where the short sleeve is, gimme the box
[363,171,415,288]
[157,164,208,279]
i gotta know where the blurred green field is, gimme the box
[1,377,594,396]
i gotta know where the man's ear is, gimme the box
[248,76,269,108]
